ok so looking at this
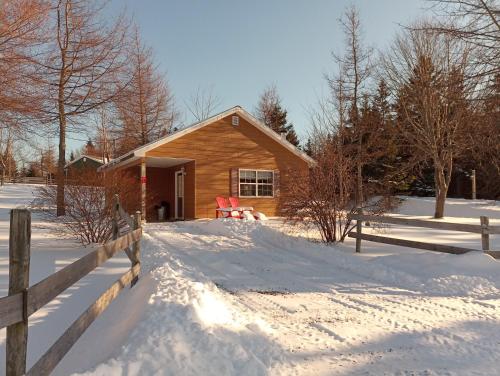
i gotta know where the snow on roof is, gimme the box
[99,106,316,171]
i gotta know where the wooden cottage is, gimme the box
[99,106,315,221]
[65,155,104,177]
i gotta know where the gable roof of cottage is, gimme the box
[100,106,315,171]
[65,154,104,169]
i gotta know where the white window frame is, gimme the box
[238,169,274,198]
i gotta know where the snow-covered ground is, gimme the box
[1,185,499,375]
[0,184,131,375]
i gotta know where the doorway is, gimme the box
[175,170,184,220]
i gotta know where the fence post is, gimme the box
[6,209,31,376]
[131,211,142,287]
[480,216,489,252]
[471,169,476,200]
[355,207,363,253]
[112,194,119,240]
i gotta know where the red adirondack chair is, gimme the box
[215,196,239,218]
[228,197,255,219]
[228,196,239,209]
[228,197,253,212]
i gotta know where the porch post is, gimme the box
[140,159,146,221]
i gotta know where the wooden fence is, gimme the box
[0,195,142,376]
[4,176,54,185]
[348,211,500,259]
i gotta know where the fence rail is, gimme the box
[1,195,141,376]
[4,176,54,185]
[348,211,500,259]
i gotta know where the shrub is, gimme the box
[282,142,357,243]
[35,170,139,244]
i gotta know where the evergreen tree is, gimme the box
[255,85,300,147]
[83,139,98,157]
[303,138,314,157]
[366,79,402,189]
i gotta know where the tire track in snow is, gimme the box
[235,292,336,352]
[328,291,500,358]
[376,295,500,323]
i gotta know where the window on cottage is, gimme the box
[239,170,274,197]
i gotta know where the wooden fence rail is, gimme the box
[1,197,142,376]
[4,176,54,185]
[348,211,500,259]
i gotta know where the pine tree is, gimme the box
[255,85,300,147]
[83,139,98,157]
[365,79,409,192]
[303,138,314,157]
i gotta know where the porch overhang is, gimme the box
[143,156,194,168]
[98,153,193,171]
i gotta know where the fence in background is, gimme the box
[348,211,500,259]
[0,195,142,376]
[4,176,54,185]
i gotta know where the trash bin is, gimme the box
[157,206,165,221]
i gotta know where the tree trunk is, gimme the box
[356,160,363,206]
[356,117,364,207]
[56,93,67,216]
[434,165,448,218]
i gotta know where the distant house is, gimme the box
[99,106,315,221]
[65,155,104,177]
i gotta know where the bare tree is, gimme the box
[383,26,474,218]
[428,0,499,81]
[255,85,279,125]
[328,5,373,206]
[92,105,114,163]
[33,0,129,216]
[0,0,47,119]
[185,85,221,122]
[282,139,357,243]
[113,26,177,155]
[0,126,15,184]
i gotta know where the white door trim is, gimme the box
[174,170,184,220]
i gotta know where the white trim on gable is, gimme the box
[99,106,316,171]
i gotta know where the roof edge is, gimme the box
[100,105,316,170]
[65,154,104,169]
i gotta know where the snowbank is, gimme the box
[73,233,285,376]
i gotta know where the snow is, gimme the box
[0,184,132,375]
[1,185,499,375]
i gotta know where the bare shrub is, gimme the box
[35,170,139,244]
[282,142,357,243]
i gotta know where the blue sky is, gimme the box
[69,0,428,151]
